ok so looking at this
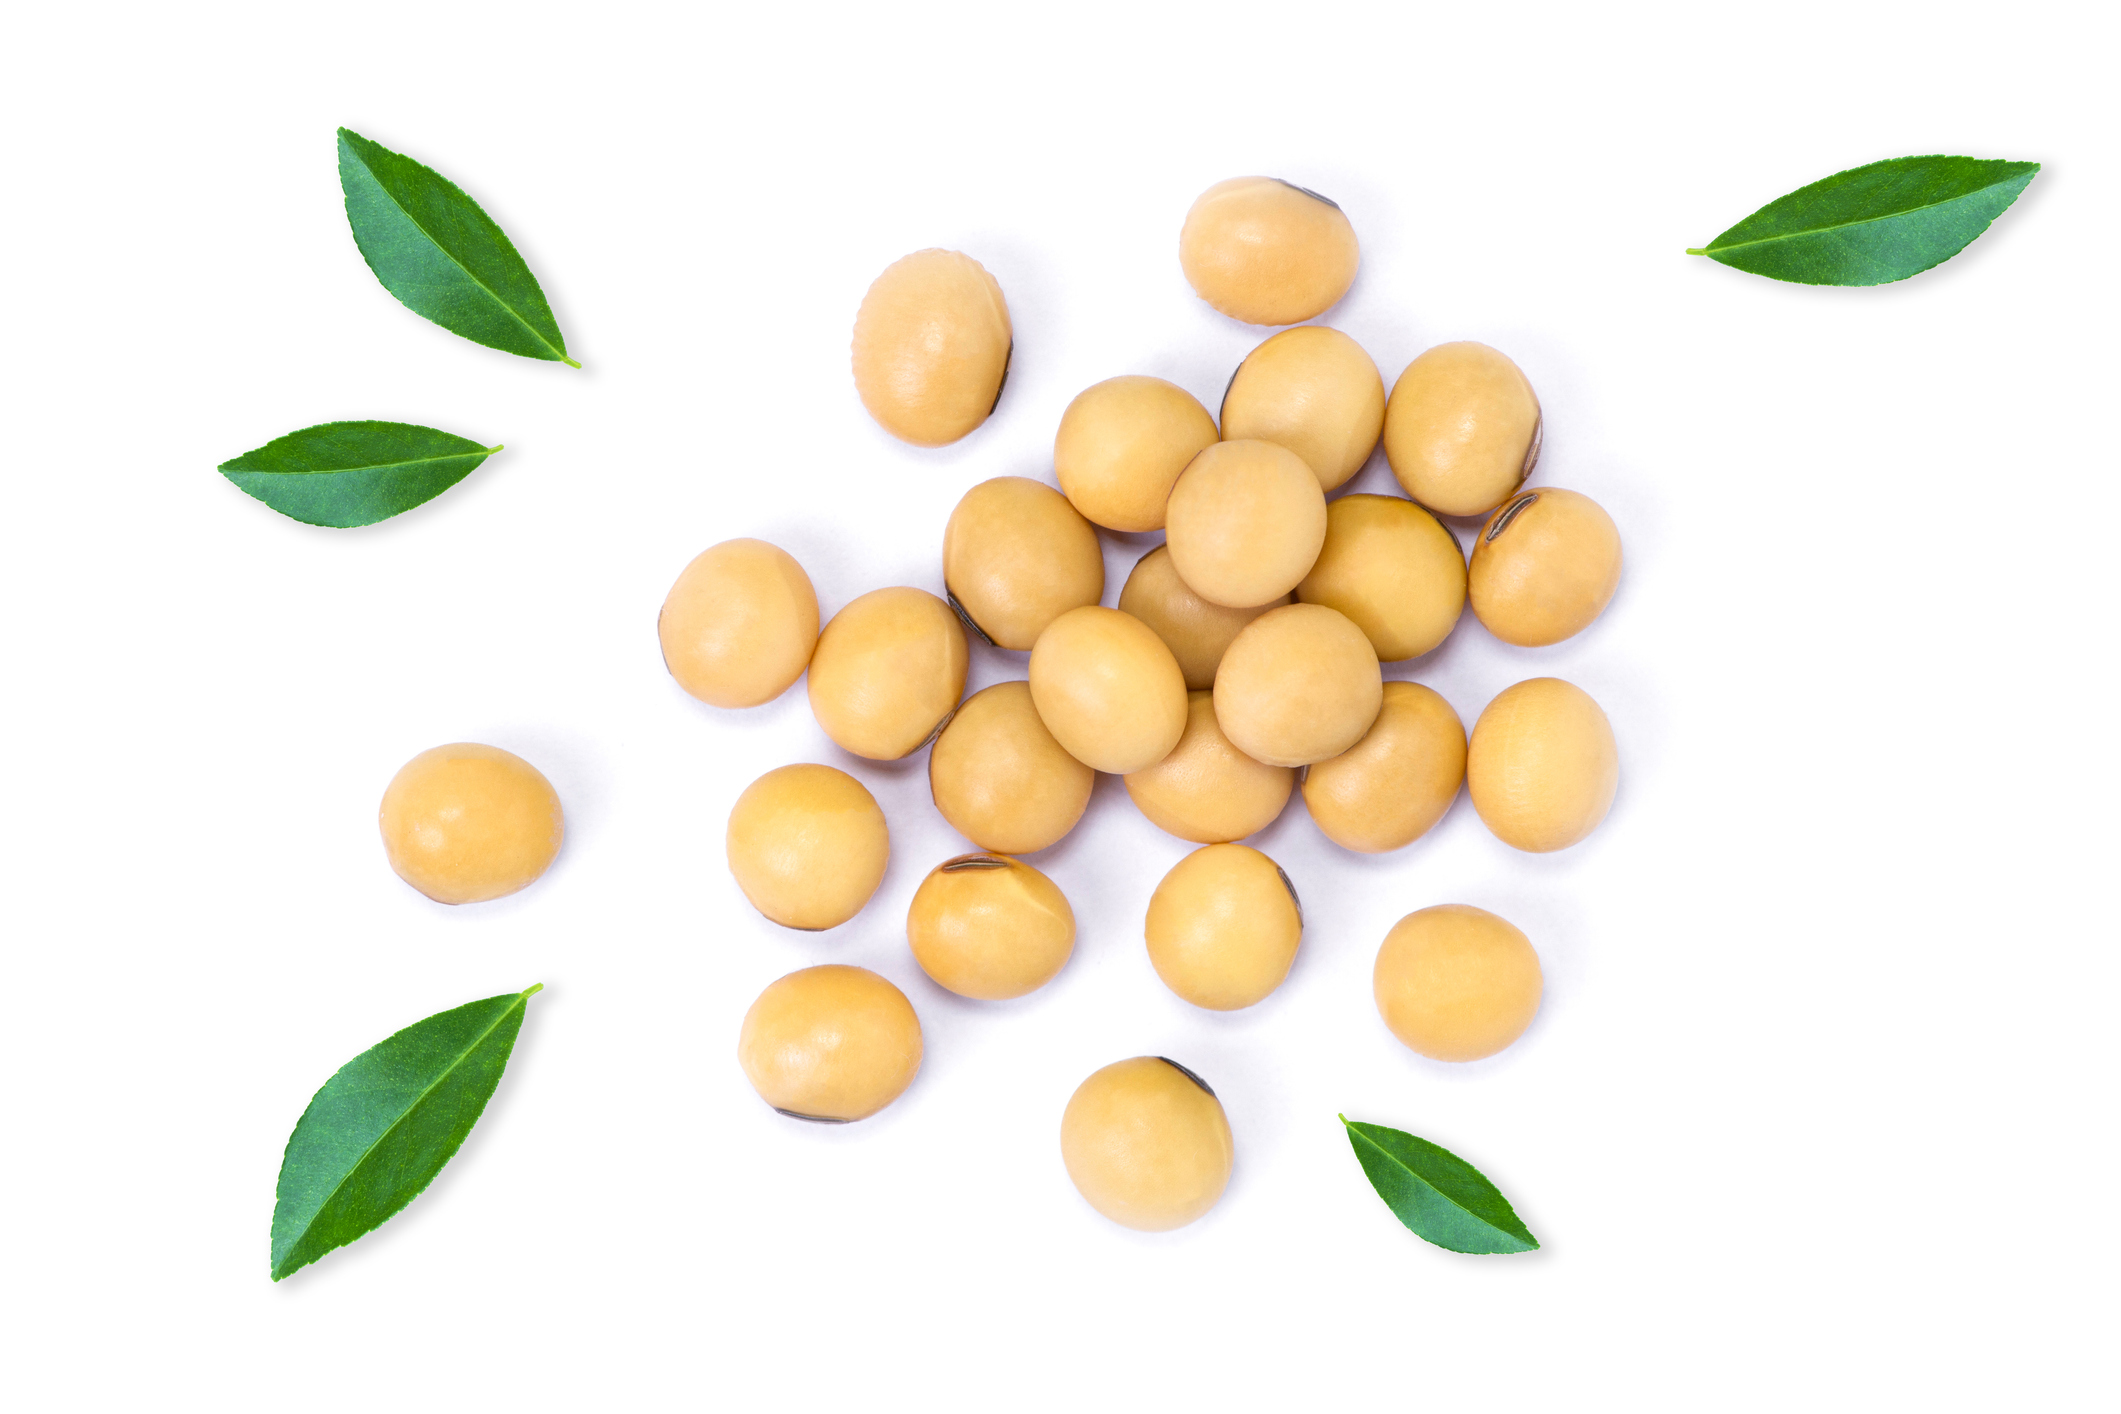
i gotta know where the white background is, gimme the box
[4,2,2114,1408]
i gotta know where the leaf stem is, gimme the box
[561,356,583,370]
[520,983,544,999]
[1684,248,1709,256]
[486,444,506,456]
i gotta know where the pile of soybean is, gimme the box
[666,177,1621,1233]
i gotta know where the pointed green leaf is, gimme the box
[337,127,578,365]
[1340,1115,1538,1255]
[271,985,542,1281]
[1687,155,2039,286]
[218,420,502,528]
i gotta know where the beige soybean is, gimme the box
[851,249,1011,447]
[1303,682,1465,853]
[943,477,1104,650]
[1373,905,1542,1063]
[807,587,969,760]
[1295,494,1466,662]
[906,854,1075,1000]
[1028,606,1188,774]
[1060,1056,1234,1232]
[726,764,889,930]
[1124,691,1293,844]
[1466,677,1618,852]
[739,965,923,1121]
[1164,440,1328,608]
[1220,325,1385,491]
[1469,488,1623,647]
[1179,176,1360,326]
[1145,843,1303,1011]
[928,681,1093,855]
[658,538,820,709]
[1213,603,1382,767]
[1053,375,1218,533]
[1117,546,1287,691]
[1383,342,1543,517]
[379,743,564,905]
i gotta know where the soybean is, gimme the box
[807,587,969,760]
[1053,375,1218,532]
[1220,325,1385,491]
[851,249,1011,447]
[725,763,889,930]
[1124,691,1294,844]
[1060,1056,1233,1231]
[1466,677,1618,852]
[658,538,819,709]
[379,743,564,905]
[1179,176,1360,326]
[1164,440,1328,608]
[1468,488,1623,647]
[906,854,1075,1000]
[1383,342,1542,517]
[1117,546,1286,691]
[739,965,923,1121]
[1372,905,1542,1062]
[1295,494,1466,662]
[1028,606,1188,774]
[1303,682,1466,853]
[1144,843,1303,1011]
[928,681,1093,855]
[942,476,1104,650]
[1213,603,1382,767]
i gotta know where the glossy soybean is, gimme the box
[928,681,1093,855]
[1468,488,1623,647]
[739,965,923,1121]
[1164,439,1328,608]
[379,743,564,905]
[1179,177,1360,326]
[658,538,820,708]
[1295,494,1465,662]
[1117,546,1286,691]
[1466,678,1618,852]
[1303,682,1466,853]
[1125,692,1294,844]
[1028,606,1188,774]
[1383,342,1542,517]
[726,764,889,930]
[1213,603,1382,767]
[1373,905,1542,1063]
[943,477,1104,650]
[1061,1057,1234,1231]
[852,249,1011,447]
[1054,376,1218,532]
[807,587,969,760]
[906,854,1075,1000]
[1145,844,1303,1011]
[1220,325,1385,491]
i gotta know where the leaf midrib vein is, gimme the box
[282,992,528,1266]
[350,147,567,363]
[1704,178,2019,257]
[232,447,489,478]
[1349,1124,1520,1242]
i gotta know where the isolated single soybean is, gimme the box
[807,587,969,760]
[1028,606,1188,774]
[1383,342,1543,518]
[1295,493,1466,662]
[1466,677,1618,853]
[1117,545,1287,692]
[942,476,1104,650]
[1303,681,1467,854]
[928,681,1093,855]
[1213,602,1383,767]
[1061,1056,1234,1232]
[1124,691,1295,845]
[739,965,924,1122]
[725,764,889,931]
[1468,488,1623,647]
[658,538,820,708]
[379,743,564,905]
[1220,325,1385,491]
[851,249,1012,447]
[1145,843,1304,1011]
[1179,176,1360,326]
[1373,905,1543,1063]
[1164,439,1329,608]
[1053,375,1219,532]
[906,854,1076,1001]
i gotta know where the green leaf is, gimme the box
[1340,1115,1538,1255]
[1687,155,2039,286]
[271,985,542,1281]
[337,127,578,365]
[218,420,502,528]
